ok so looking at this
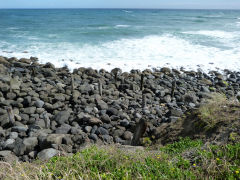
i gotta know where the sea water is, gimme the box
[0,9,240,71]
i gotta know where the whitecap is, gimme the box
[7,27,19,30]
[115,25,130,28]
[123,10,132,13]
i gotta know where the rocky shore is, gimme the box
[0,56,240,162]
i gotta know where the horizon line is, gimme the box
[0,7,240,10]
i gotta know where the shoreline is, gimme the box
[0,55,240,162]
[0,54,238,74]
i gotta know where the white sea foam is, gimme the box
[123,10,132,13]
[7,27,19,30]
[1,35,240,72]
[183,30,238,39]
[115,25,130,28]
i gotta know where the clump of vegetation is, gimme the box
[197,93,239,131]
[0,138,239,180]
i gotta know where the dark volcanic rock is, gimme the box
[54,111,70,125]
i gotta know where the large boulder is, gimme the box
[0,113,10,128]
[0,64,8,75]
[0,151,18,163]
[23,137,38,153]
[39,134,66,149]
[37,148,59,161]
[10,77,21,90]
[0,56,10,66]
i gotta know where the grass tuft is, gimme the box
[197,93,240,131]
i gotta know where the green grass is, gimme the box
[0,138,239,180]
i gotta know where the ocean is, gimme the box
[0,9,240,71]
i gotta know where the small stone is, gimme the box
[70,127,83,135]
[120,119,129,127]
[83,115,102,125]
[123,131,133,140]
[9,132,18,139]
[35,100,44,108]
[89,134,98,141]
[10,77,21,90]
[11,126,28,133]
[24,107,36,114]
[84,126,92,133]
[96,127,109,135]
[102,135,113,143]
[55,124,71,134]
[101,114,111,123]
[163,95,171,103]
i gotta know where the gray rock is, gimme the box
[102,135,113,143]
[23,137,38,153]
[10,77,21,90]
[89,134,98,141]
[96,100,108,110]
[123,131,133,140]
[54,111,70,125]
[3,139,15,149]
[120,119,130,127]
[70,127,83,135]
[0,113,10,128]
[6,92,17,100]
[19,113,30,122]
[37,148,59,161]
[96,127,109,135]
[54,93,65,101]
[83,115,102,125]
[100,114,111,123]
[12,138,26,156]
[35,100,44,108]
[55,124,71,134]
[11,126,28,133]
[107,108,119,116]
[113,129,124,137]
[84,126,92,133]
[84,106,93,114]
[115,137,125,144]
[9,132,18,139]
[24,107,36,114]
[40,134,66,149]
[0,150,18,162]
[163,95,171,103]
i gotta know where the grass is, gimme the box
[0,138,239,180]
[197,93,240,131]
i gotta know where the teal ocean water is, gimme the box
[0,9,240,71]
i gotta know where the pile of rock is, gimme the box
[0,56,240,162]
